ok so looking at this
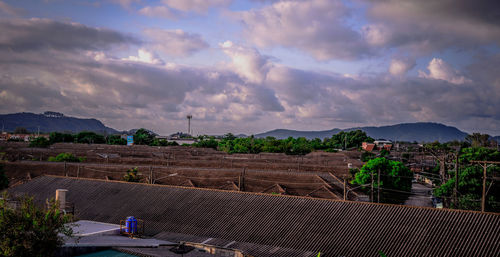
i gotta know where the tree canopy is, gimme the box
[194,130,373,155]
[133,128,155,145]
[0,194,73,257]
[352,157,413,202]
[49,132,75,144]
[75,131,105,144]
[434,147,500,212]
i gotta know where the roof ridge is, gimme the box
[28,175,500,216]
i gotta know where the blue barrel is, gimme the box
[125,216,138,234]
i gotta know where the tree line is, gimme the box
[194,130,374,155]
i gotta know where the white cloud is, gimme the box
[162,0,231,13]
[220,41,272,84]
[389,58,415,76]
[110,0,140,9]
[418,58,471,85]
[144,29,208,57]
[123,48,164,65]
[235,0,370,60]
[138,6,176,19]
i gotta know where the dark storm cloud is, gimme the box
[361,0,500,54]
[0,18,138,52]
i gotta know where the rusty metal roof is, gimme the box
[7,176,500,257]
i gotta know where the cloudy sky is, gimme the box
[1,0,499,135]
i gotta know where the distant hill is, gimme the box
[0,112,118,134]
[256,122,470,142]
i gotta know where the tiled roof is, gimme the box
[7,176,500,257]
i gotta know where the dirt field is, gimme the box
[1,142,365,200]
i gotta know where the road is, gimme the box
[404,182,433,207]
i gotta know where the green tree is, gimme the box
[193,137,218,149]
[0,194,73,257]
[324,130,374,150]
[13,127,29,134]
[133,128,155,145]
[380,149,390,157]
[352,157,413,202]
[107,135,126,145]
[49,132,75,144]
[361,151,375,162]
[434,147,500,212]
[465,133,492,148]
[75,131,105,144]
[29,137,50,148]
[123,167,142,182]
[223,133,236,141]
[0,164,8,190]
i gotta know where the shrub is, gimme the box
[29,137,50,148]
[47,153,83,162]
[123,167,141,182]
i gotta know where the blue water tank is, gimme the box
[125,216,138,234]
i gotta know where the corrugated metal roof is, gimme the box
[8,176,500,257]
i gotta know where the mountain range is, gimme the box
[256,122,476,142]
[1,112,497,142]
[0,112,118,134]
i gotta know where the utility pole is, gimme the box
[377,168,381,203]
[454,153,459,206]
[241,167,246,191]
[343,177,346,201]
[371,170,374,203]
[149,166,153,184]
[471,160,500,212]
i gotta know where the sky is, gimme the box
[0,0,500,136]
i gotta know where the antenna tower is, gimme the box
[186,114,192,135]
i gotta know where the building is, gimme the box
[362,142,375,152]
[6,176,500,257]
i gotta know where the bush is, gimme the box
[29,137,50,148]
[193,137,218,149]
[0,194,74,257]
[150,139,179,146]
[123,167,141,182]
[47,153,84,162]
[107,135,126,145]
